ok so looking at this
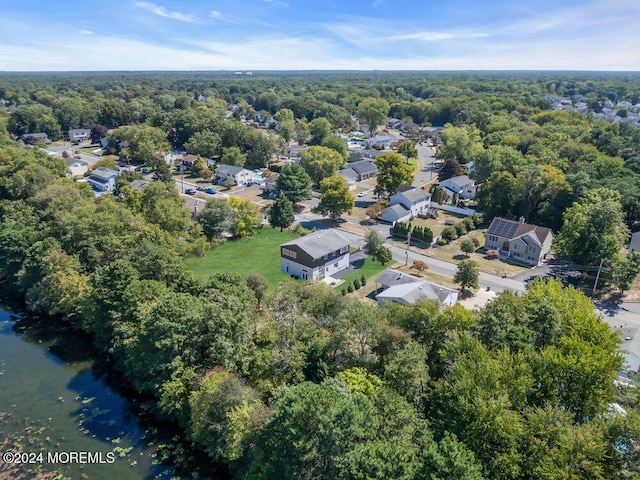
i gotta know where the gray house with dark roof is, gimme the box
[348,159,378,180]
[281,229,351,281]
[381,185,431,224]
[87,167,119,192]
[21,132,49,143]
[375,269,458,307]
[68,129,91,142]
[485,217,552,266]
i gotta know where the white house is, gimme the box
[484,217,552,266]
[87,167,119,192]
[381,185,431,224]
[366,135,395,149]
[68,129,91,142]
[280,229,351,281]
[375,269,458,308]
[630,231,640,257]
[66,158,89,177]
[215,164,253,186]
[438,175,477,201]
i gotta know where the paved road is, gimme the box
[415,142,438,186]
[386,243,526,293]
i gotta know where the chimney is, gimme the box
[519,216,526,224]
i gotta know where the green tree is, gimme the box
[190,155,211,178]
[364,230,384,256]
[358,98,390,136]
[300,146,345,185]
[454,260,479,292]
[246,273,268,309]
[228,196,260,238]
[8,104,62,139]
[196,199,233,240]
[437,124,483,164]
[221,145,248,167]
[384,342,429,408]
[397,140,418,160]
[376,246,393,265]
[269,191,295,231]
[276,163,313,203]
[309,117,333,145]
[274,108,295,142]
[611,252,640,293]
[460,238,476,257]
[555,187,629,265]
[374,153,415,199]
[184,130,221,158]
[321,135,349,162]
[314,176,354,219]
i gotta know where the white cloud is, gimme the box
[209,10,221,19]
[80,30,93,35]
[134,2,197,23]
[391,31,490,42]
[263,0,288,7]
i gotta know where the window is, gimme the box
[334,262,338,268]
[324,254,328,260]
[282,248,297,259]
[340,246,348,254]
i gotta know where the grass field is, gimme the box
[183,228,300,289]
[335,256,389,291]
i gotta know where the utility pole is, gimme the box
[405,230,411,265]
[592,258,604,295]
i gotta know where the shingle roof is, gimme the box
[487,217,551,244]
[338,167,358,181]
[216,164,246,176]
[375,269,458,304]
[396,187,430,204]
[281,229,351,259]
[441,175,473,188]
[349,160,378,175]
[90,167,119,180]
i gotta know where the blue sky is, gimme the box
[0,0,638,71]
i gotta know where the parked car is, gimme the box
[358,191,367,197]
[185,188,197,195]
[204,187,217,194]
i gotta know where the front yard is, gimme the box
[184,228,299,289]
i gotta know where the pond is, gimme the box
[0,307,179,479]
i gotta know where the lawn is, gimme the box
[184,228,300,289]
[334,256,389,292]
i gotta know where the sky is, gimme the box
[0,0,638,71]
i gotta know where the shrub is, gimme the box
[353,278,361,290]
[347,284,354,293]
[486,249,499,258]
[454,222,467,237]
[436,238,448,246]
[361,274,367,286]
[441,227,457,242]
[411,260,428,273]
[462,217,475,231]
[472,237,481,247]
[341,288,347,296]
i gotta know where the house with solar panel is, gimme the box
[484,217,552,266]
[280,229,351,281]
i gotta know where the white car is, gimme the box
[357,192,367,197]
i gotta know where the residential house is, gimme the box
[129,179,150,190]
[337,168,358,190]
[66,158,89,177]
[348,159,378,181]
[484,217,552,266]
[261,173,279,194]
[68,129,91,142]
[87,167,119,192]
[630,232,640,257]
[438,175,477,201]
[381,185,431,224]
[21,132,49,143]
[375,269,458,308]
[215,164,253,186]
[366,135,395,149]
[285,144,306,161]
[280,229,351,281]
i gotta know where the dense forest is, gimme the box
[1,72,640,479]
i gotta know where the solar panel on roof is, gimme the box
[489,218,518,238]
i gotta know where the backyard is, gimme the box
[334,256,393,296]
[183,228,299,289]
